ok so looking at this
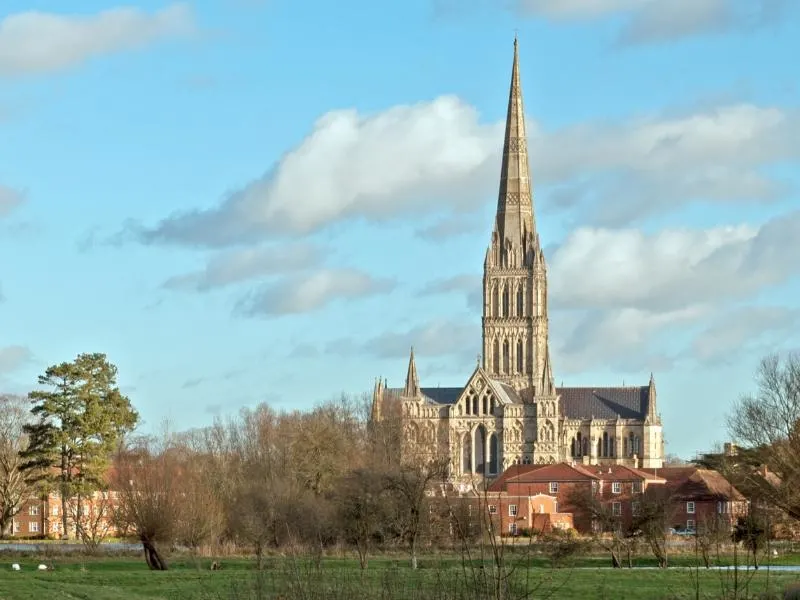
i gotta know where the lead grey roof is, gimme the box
[387,383,651,421]
[558,387,650,420]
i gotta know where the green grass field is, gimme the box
[0,554,798,600]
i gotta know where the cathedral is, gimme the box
[371,39,664,480]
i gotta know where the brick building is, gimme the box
[640,466,748,532]
[484,462,746,536]
[9,491,121,540]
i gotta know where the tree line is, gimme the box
[1,350,799,573]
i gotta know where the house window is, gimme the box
[687,520,696,531]
[632,481,642,494]
[612,502,622,516]
[632,501,641,516]
[29,505,39,516]
[488,505,497,515]
[591,481,599,493]
[686,501,696,514]
[612,482,621,494]
[509,504,518,517]
[509,523,518,535]
[29,522,39,533]
[717,501,728,514]
[13,522,20,533]
[549,482,559,494]
[52,505,59,516]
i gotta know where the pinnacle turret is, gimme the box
[404,347,420,397]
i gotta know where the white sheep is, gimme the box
[38,564,48,571]
[11,563,20,571]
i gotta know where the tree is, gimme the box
[630,487,671,568]
[733,509,768,569]
[383,455,449,569]
[335,468,386,570]
[568,488,629,568]
[726,352,800,521]
[0,394,31,537]
[113,433,181,570]
[21,353,139,537]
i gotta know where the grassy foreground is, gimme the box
[0,555,798,600]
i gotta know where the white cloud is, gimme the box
[0,345,33,374]
[162,243,323,292]
[552,305,705,375]
[691,306,800,365]
[0,3,195,76]
[549,210,800,311]
[136,95,501,247]
[328,319,480,362]
[234,269,394,316]
[517,0,645,19]
[0,185,25,218]
[417,210,800,373]
[516,0,789,44]
[133,98,799,246]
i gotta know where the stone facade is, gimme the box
[371,39,664,482]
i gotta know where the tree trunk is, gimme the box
[142,539,168,571]
[410,536,418,569]
[255,542,264,570]
[610,549,621,568]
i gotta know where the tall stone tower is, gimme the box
[482,38,555,402]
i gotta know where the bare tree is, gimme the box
[0,394,31,537]
[726,352,800,520]
[568,488,627,568]
[383,455,449,569]
[335,468,386,570]
[630,487,671,568]
[113,433,183,570]
[695,515,730,569]
[68,489,117,552]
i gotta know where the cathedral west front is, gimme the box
[371,39,664,481]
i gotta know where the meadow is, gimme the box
[1,552,799,600]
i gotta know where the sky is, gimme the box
[0,0,798,459]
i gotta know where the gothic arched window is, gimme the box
[516,339,524,373]
[502,340,510,373]
[516,286,524,317]
[493,339,500,373]
[502,286,510,317]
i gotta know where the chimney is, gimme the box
[607,467,612,474]
[723,442,738,457]
[633,454,639,469]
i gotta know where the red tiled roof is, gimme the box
[573,463,665,483]
[489,462,598,492]
[639,466,745,501]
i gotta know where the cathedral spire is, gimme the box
[404,347,420,397]
[495,36,536,252]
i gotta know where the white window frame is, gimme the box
[612,482,621,494]
[632,481,643,494]
[612,502,622,516]
[28,521,39,533]
[687,519,696,530]
[488,504,497,515]
[509,523,518,535]
[686,501,696,514]
[549,482,559,494]
[29,505,39,516]
[508,504,518,517]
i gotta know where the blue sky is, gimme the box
[0,0,798,459]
